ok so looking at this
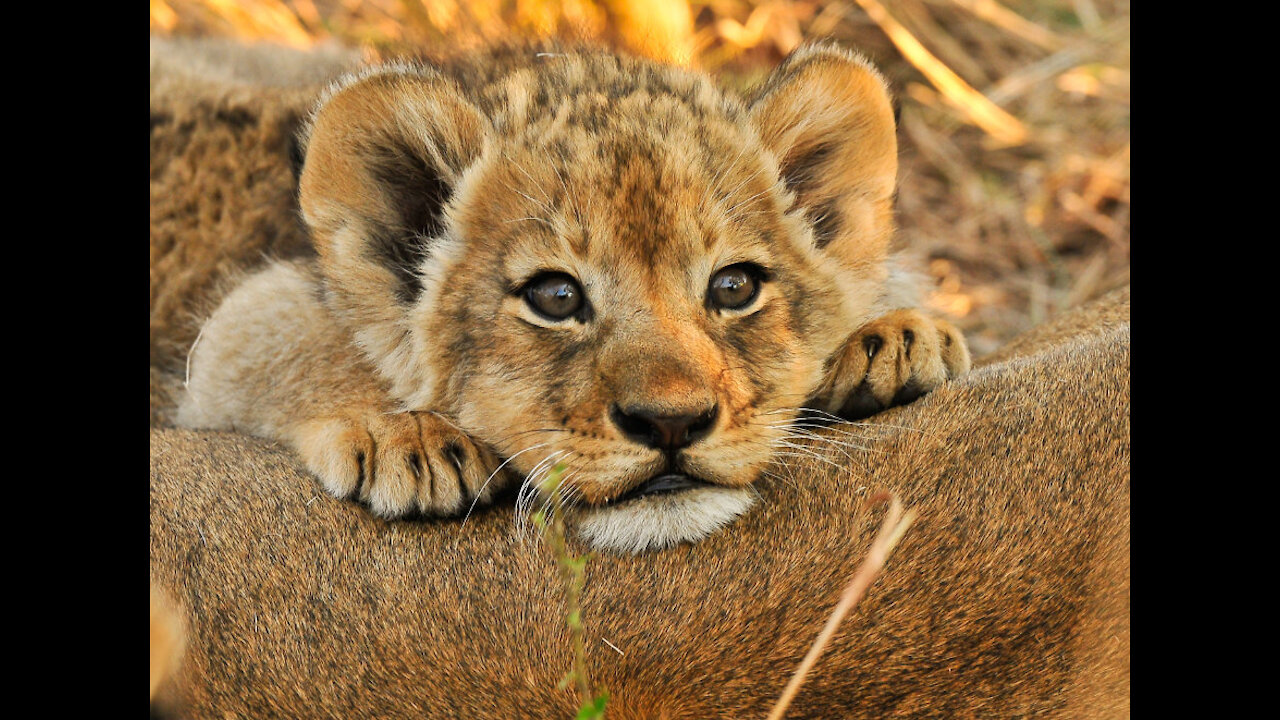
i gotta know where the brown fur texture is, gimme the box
[150,288,1129,719]
[149,38,359,425]
[167,40,970,551]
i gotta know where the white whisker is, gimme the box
[458,441,555,535]
[776,435,857,462]
[770,450,847,472]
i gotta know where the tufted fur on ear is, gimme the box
[749,43,898,277]
[298,64,489,399]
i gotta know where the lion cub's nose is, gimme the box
[610,404,718,452]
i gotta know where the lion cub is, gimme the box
[178,43,969,553]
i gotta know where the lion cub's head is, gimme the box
[298,44,898,552]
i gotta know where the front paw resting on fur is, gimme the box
[813,309,971,420]
[291,410,504,518]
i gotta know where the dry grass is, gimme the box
[151,0,1130,355]
[766,490,916,720]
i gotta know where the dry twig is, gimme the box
[852,0,1028,146]
[765,491,917,720]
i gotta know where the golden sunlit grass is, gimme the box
[150,0,1130,355]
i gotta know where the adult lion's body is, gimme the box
[150,289,1129,718]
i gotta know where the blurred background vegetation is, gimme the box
[151,0,1129,356]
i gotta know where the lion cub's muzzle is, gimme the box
[573,400,756,552]
[606,402,721,504]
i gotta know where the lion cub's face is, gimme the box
[300,46,899,551]
[431,139,839,551]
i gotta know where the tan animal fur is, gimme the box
[149,38,360,425]
[173,41,970,553]
[149,41,1128,716]
[150,287,1130,719]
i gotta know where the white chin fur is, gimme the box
[572,486,756,554]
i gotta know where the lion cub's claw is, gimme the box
[817,309,971,420]
[293,411,503,518]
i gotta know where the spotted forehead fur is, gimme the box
[458,49,745,130]
[456,52,785,266]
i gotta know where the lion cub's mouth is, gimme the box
[607,472,715,506]
[570,468,754,553]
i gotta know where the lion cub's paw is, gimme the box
[816,309,971,420]
[292,411,504,518]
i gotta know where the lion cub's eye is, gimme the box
[708,264,763,311]
[524,272,586,321]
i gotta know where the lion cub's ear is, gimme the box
[299,65,488,318]
[749,44,897,267]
